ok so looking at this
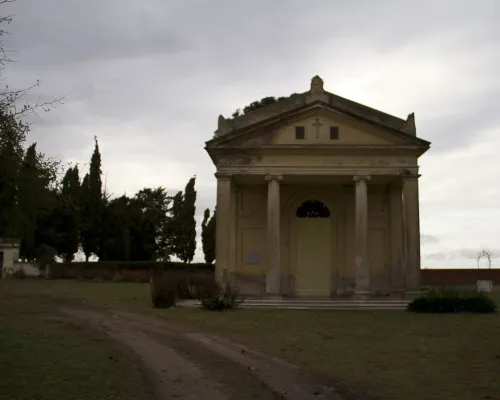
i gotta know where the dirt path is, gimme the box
[63,308,348,400]
[63,309,227,400]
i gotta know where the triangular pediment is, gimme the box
[207,105,429,149]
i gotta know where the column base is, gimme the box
[353,290,372,300]
[404,290,421,299]
[263,294,283,300]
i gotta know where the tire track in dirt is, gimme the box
[63,309,228,400]
[64,308,357,400]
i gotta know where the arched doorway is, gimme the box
[295,200,331,296]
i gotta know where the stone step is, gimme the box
[176,299,409,310]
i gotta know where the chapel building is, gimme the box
[205,76,430,298]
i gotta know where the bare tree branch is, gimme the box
[0,1,63,119]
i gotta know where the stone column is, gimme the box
[265,174,282,295]
[389,181,405,292]
[215,173,233,285]
[402,171,421,292]
[353,174,371,296]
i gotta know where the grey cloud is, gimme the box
[421,234,440,244]
[419,90,500,152]
[425,252,447,260]
[459,248,499,260]
[426,249,500,262]
[3,0,500,262]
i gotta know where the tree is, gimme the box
[0,110,27,238]
[0,1,63,120]
[167,190,184,260]
[81,137,103,261]
[182,176,197,263]
[57,165,81,262]
[18,144,42,259]
[99,195,131,261]
[201,207,216,264]
[169,177,197,263]
[0,1,62,249]
[129,187,171,261]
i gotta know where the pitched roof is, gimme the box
[211,75,421,142]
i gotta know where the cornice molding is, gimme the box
[210,145,427,157]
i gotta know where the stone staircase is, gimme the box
[176,298,409,311]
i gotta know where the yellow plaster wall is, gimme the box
[272,114,404,146]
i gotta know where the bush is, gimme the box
[150,271,177,309]
[11,268,27,279]
[407,288,496,314]
[177,274,217,300]
[198,283,243,311]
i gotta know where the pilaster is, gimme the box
[353,174,371,296]
[215,173,234,285]
[402,170,421,292]
[265,174,282,295]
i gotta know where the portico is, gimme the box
[206,76,429,298]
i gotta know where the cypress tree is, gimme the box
[58,165,81,262]
[168,190,184,261]
[182,176,197,263]
[18,143,59,260]
[81,137,103,261]
[18,144,39,259]
[201,207,216,264]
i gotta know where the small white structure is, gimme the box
[477,280,493,293]
[0,238,20,278]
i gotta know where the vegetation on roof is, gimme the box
[232,93,299,118]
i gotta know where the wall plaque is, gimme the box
[245,252,260,264]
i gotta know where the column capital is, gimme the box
[265,174,283,182]
[401,169,421,181]
[214,172,232,180]
[353,174,371,183]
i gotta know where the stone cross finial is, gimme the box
[310,75,324,95]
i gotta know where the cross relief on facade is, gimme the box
[312,118,323,139]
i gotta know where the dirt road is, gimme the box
[63,308,349,400]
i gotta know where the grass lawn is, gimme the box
[2,280,500,400]
[0,282,150,400]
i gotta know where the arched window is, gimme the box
[296,201,330,218]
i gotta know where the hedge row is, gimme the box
[45,261,215,282]
[48,261,215,271]
[407,288,496,314]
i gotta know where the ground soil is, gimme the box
[63,308,349,400]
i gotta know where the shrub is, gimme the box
[177,274,217,300]
[150,271,177,309]
[11,268,27,279]
[198,283,243,311]
[407,288,496,314]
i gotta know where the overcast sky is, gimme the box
[3,0,499,267]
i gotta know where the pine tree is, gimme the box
[201,207,216,264]
[81,137,103,261]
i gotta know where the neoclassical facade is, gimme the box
[205,76,430,297]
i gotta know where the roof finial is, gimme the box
[310,75,324,95]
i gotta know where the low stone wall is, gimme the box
[13,262,42,277]
[45,262,215,284]
[421,269,500,286]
